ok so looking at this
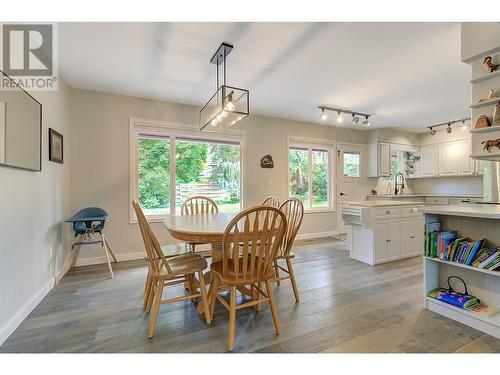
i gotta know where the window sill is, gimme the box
[304,208,337,215]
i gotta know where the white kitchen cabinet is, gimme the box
[368,142,391,177]
[387,220,401,260]
[419,144,437,177]
[378,143,391,176]
[437,141,458,176]
[401,217,422,256]
[342,202,422,265]
[474,159,484,176]
[457,139,474,176]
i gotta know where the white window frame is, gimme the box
[286,136,336,213]
[130,118,245,223]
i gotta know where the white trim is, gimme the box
[75,251,145,267]
[129,117,245,223]
[296,230,339,241]
[286,136,337,212]
[0,278,54,346]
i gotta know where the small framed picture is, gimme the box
[48,128,63,164]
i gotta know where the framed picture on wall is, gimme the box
[49,128,63,164]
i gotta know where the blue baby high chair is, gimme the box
[66,207,117,278]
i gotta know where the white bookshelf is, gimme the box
[422,209,500,339]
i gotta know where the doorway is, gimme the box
[337,143,365,234]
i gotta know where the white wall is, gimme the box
[0,80,72,345]
[69,88,368,263]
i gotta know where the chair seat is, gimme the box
[158,253,208,277]
[211,259,275,286]
[161,243,190,258]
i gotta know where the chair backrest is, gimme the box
[261,196,280,208]
[181,196,219,215]
[278,198,304,257]
[221,206,286,281]
[132,201,172,275]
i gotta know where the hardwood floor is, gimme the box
[1,238,498,353]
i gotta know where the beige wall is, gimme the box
[0,80,72,345]
[69,88,368,263]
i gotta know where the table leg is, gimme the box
[197,242,221,315]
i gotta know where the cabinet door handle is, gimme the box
[386,239,392,243]
[410,235,415,239]
[386,210,390,215]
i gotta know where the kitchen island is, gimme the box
[341,200,423,265]
[420,205,500,338]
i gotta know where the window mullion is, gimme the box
[308,144,313,209]
[170,136,176,215]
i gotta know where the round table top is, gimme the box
[163,212,237,243]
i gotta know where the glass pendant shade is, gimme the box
[200,85,249,131]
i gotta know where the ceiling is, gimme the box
[59,22,470,132]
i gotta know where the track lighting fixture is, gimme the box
[321,108,327,121]
[318,106,371,127]
[426,117,470,136]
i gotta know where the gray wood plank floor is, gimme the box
[1,238,499,353]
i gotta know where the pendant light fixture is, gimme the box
[200,43,249,132]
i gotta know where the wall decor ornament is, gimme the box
[474,115,491,129]
[260,154,274,168]
[49,128,63,164]
[493,101,500,126]
[483,56,499,73]
[477,88,498,103]
[481,138,500,152]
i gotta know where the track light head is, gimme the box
[320,108,327,121]
[461,120,467,131]
[362,115,370,127]
[352,115,359,125]
[430,127,436,135]
[446,124,452,134]
[337,111,343,123]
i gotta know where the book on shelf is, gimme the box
[471,304,499,318]
[426,232,500,271]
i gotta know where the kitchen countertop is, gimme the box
[419,205,500,219]
[342,200,424,207]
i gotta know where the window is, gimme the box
[343,152,360,177]
[288,140,332,210]
[131,120,242,221]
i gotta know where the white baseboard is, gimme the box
[75,251,145,267]
[296,231,339,241]
[0,278,54,346]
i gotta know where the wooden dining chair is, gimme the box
[132,201,211,337]
[272,198,304,302]
[181,195,219,257]
[261,196,280,208]
[208,206,287,351]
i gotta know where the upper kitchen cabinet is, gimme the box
[367,142,391,177]
[437,141,458,176]
[457,139,474,175]
[419,144,437,177]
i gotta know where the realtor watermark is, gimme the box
[0,23,58,90]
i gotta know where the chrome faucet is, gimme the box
[394,173,405,195]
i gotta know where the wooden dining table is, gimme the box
[163,212,237,262]
[163,212,253,314]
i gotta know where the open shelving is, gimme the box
[422,210,500,339]
[470,69,500,84]
[470,98,500,109]
[424,256,499,277]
